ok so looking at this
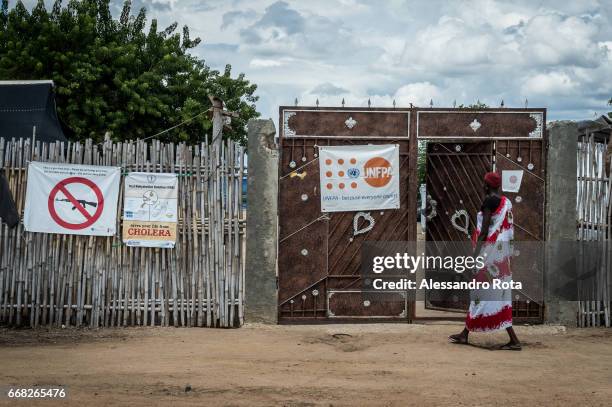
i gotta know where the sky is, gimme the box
[22,0,612,122]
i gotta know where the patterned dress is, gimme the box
[466,195,514,332]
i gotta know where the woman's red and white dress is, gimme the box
[466,195,514,332]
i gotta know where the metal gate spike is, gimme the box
[501,99,505,107]
[316,98,319,107]
[341,98,345,107]
[393,99,396,108]
[368,98,371,108]
[294,97,298,106]
[430,99,434,107]
[524,98,528,108]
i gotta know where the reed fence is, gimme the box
[576,133,611,327]
[0,135,245,328]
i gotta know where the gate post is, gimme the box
[545,121,578,326]
[245,119,278,324]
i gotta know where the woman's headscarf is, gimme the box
[484,172,501,189]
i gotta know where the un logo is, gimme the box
[347,168,360,178]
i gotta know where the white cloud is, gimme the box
[399,16,497,71]
[393,82,443,106]
[518,13,607,68]
[249,58,284,68]
[521,72,577,96]
[310,82,350,96]
[454,0,528,28]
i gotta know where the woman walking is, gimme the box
[449,171,521,350]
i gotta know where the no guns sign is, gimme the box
[48,177,104,230]
[24,162,120,236]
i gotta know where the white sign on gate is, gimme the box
[318,144,400,212]
[24,162,121,236]
[502,170,524,193]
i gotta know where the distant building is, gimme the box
[0,80,68,143]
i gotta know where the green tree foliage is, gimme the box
[0,0,259,144]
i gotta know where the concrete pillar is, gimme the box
[545,121,578,326]
[245,119,278,324]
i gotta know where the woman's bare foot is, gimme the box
[499,341,522,351]
[504,327,521,350]
[448,328,469,344]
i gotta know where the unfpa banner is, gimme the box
[318,144,400,212]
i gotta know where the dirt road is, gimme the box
[1,323,611,406]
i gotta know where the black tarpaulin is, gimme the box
[0,80,68,143]
[0,169,19,228]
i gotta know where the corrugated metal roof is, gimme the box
[0,80,54,86]
[577,115,612,141]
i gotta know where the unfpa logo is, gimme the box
[364,157,393,187]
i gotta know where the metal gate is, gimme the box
[278,107,415,322]
[576,127,611,327]
[277,107,546,324]
[425,141,493,312]
[418,109,546,322]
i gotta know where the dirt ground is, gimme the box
[1,322,611,406]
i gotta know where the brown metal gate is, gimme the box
[278,107,415,322]
[418,109,546,322]
[425,141,494,312]
[277,107,546,324]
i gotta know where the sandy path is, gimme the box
[1,323,611,406]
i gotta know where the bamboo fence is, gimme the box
[0,135,246,328]
[576,133,611,327]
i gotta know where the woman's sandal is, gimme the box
[499,342,522,351]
